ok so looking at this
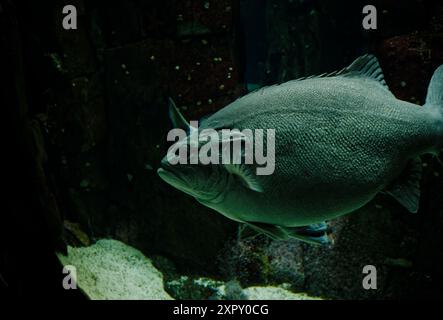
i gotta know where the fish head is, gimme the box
[157,136,230,203]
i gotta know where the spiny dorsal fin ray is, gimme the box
[168,98,189,130]
[242,54,392,100]
[337,54,389,90]
[168,97,198,135]
[281,54,389,84]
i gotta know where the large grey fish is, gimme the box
[158,55,443,245]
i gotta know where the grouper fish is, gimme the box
[157,54,443,245]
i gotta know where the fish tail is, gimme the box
[425,65,443,111]
[424,65,443,152]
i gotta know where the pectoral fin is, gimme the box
[385,157,422,213]
[244,221,331,245]
[222,132,263,193]
[281,222,331,246]
[226,163,263,192]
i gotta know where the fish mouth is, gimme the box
[157,167,182,185]
[158,163,222,202]
[157,160,190,191]
[158,167,199,199]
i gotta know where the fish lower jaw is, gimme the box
[157,168,188,190]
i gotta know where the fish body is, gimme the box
[158,55,443,244]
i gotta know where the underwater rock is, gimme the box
[218,236,273,286]
[63,220,91,247]
[222,280,249,300]
[48,73,107,155]
[165,275,320,300]
[57,239,173,300]
[165,276,225,300]
[242,286,322,300]
[23,119,65,252]
[218,200,432,299]
[264,240,305,291]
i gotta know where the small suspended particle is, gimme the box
[80,180,89,188]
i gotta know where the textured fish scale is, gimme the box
[201,75,437,226]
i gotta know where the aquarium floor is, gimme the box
[57,239,322,300]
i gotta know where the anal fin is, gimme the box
[385,157,422,213]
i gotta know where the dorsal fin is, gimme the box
[168,98,189,130]
[294,54,390,90]
[236,54,392,101]
[168,98,197,135]
[336,54,389,89]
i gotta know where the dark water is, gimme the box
[2,0,443,299]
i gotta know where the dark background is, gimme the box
[1,0,443,299]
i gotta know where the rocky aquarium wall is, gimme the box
[2,0,443,300]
